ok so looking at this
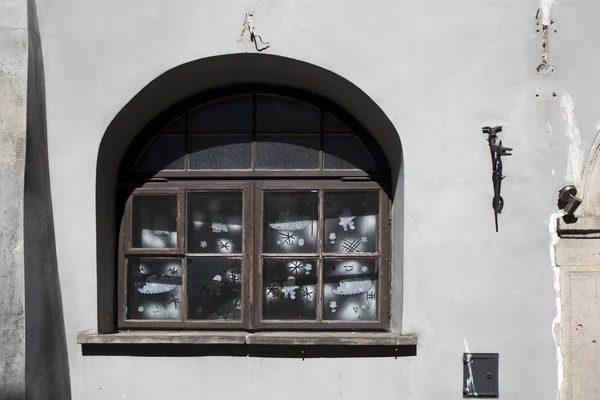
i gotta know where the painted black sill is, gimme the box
[78,330,418,358]
[78,330,417,346]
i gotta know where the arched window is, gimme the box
[117,86,391,330]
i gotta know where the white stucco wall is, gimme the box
[30,0,600,398]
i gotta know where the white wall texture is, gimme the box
[23,0,600,398]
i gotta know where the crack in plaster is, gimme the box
[549,210,565,400]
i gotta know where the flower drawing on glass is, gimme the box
[266,284,280,298]
[289,261,303,275]
[302,287,313,301]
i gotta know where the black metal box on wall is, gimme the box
[463,353,499,398]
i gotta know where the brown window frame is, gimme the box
[117,86,391,332]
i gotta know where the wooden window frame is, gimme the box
[117,180,389,331]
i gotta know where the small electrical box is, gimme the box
[463,353,499,398]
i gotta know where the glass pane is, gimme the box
[132,195,178,249]
[187,257,242,320]
[187,192,243,254]
[132,135,185,171]
[324,191,378,253]
[189,95,253,132]
[263,191,318,253]
[256,135,320,169]
[189,134,252,170]
[323,259,377,321]
[160,114,185,133]
[323,113,351,132]
[257,94,320,132]
[262,258,317,320]
[324,134,377,171]
[127,258,182,320]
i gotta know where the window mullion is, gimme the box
[316,189,324,322]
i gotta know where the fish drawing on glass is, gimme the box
[136,275,179,294]
[269,211,311,231]
[338,208,356,231]
[211,211,228,233]
[331,278,372,295]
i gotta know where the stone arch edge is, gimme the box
[95,53,404,334]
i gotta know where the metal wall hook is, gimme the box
[482,126,513,232]
[558,185,582,215]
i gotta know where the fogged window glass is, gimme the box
[187,192,243,254]
[132,195,178,248]
[189,134,252,170]
[187,257,242,320]
[263,191,318,254]
[323,259,377,321]
[323,191,378,253]
[324,134,377,171]
[189,95,253,132]
[262,258,317,320]
[256,135,319,169]
[127,258,183,320]
[257,94,320,132]
[132,135,185,171]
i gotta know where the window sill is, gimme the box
[77,330,417,346]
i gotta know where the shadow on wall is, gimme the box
[23,0,71,398]
[81,343,416,358]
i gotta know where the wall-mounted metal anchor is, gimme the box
[482,126,512,232]
[239,13,270,52]
[558,185,582,216]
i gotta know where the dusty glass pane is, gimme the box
[262,258,317,320]
[189,95,253,132]
[323,134,377,171]
[263,191,318,253]
[189,134,252,170]
[323,259,377,321]
[324,191,378,253]
[132,195,178,249]
[160,114,185,133]
[323,113,351,132]
[187,257,242,320]
[127,258,183,320]
[256,135,320,169]
[187,191,243,254]
[132,135,185,171]
[256,94,320,132]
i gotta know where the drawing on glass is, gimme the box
[262,259,317,320]
[323,259,377,321]
[127,258,182,320]
[188,192,243,254]
[324,192,378,253]
[263,192,318,253]
[187,257,242,320]
[132,195,178,249]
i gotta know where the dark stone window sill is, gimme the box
[77,330,418,357]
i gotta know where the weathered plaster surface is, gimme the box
[0,0,27,397]
[20,0,600,398]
